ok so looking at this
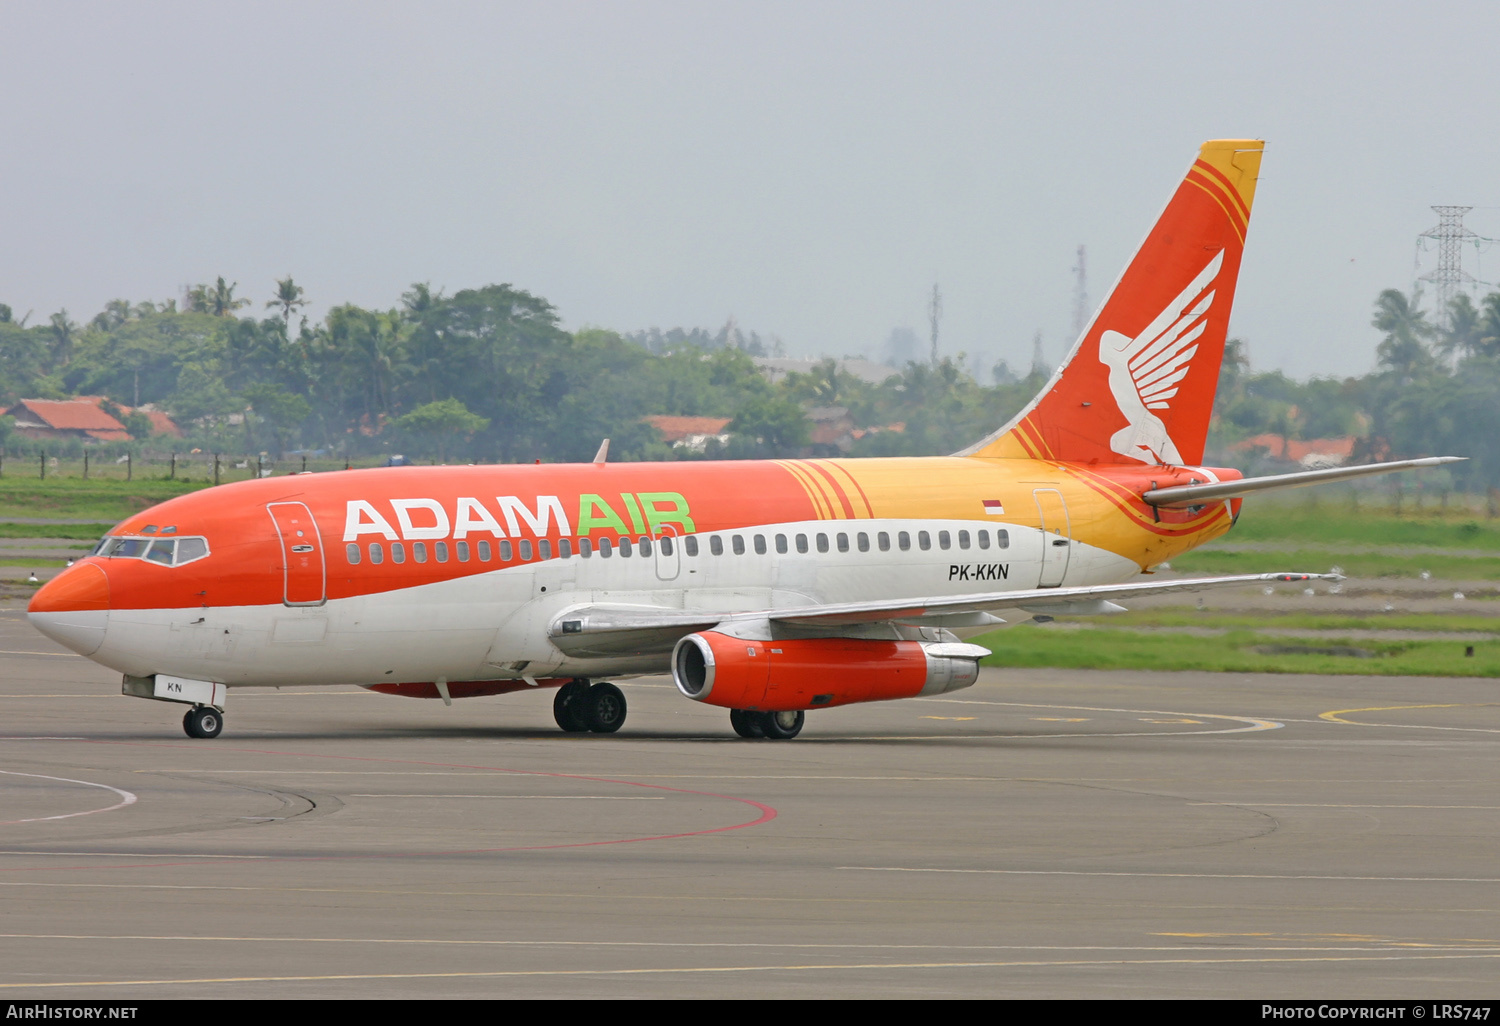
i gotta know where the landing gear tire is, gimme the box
[553,679,592,733]
[183,706,223,739]
[761,709,804,740]
[730,709,766,739]
[585,682,626,734]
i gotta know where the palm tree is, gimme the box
[188,277,250,317]
[47,310,76,369]
[266,276,307,326]
[1372,288,1435,380]
[1439,293,1483,362]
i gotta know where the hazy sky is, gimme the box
[4,1,1499,380]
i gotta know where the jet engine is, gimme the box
[671,631,987,711]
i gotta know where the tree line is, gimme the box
[0,278,1496,487]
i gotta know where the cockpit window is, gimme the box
[98,535,210,566]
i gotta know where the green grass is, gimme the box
[1229,504,1500,550]
[975,624,1500,676]
[0,522,117,539]
[1171,547,1500,579]
[1065,607,1500,633]
[0,478,207,520]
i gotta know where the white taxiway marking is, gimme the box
[0,770,136,825]
[841,867,1500,883]
[346,794,663,800]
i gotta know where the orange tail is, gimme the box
[961,139,1264,467]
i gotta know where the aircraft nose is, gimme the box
[28,563,110,657]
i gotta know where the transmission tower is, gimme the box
[1029,330,1048,378]
[1417,206,1484,329]
[1071,245,1089,340]
[928,283,943,365]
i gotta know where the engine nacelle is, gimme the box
[671,631,987,711]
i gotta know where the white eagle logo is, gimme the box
[1098,250,1223,465]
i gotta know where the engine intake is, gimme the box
[671,631,987,711]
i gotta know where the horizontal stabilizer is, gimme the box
[1143,457,1465,507]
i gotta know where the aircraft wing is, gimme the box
[548,571,1339,656]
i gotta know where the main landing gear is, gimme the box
[552,679,627,734]
[182,705,223,739]
[730,709,804,740]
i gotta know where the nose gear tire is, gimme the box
[183,706,223,739]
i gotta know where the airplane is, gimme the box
[27,139,1459,741]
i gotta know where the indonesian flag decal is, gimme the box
[982,499,1005,515]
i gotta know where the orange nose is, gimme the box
[30,562,110,612]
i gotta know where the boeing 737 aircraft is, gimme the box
[27,139,1457,740]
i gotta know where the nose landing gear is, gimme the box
[552,680,628,734]
[183,705,223,739]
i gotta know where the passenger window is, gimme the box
[918,531,931,551]
[520,540,534,560]
[710,536,723,556]
[478,540,492,561]
[175,537,208,565]
[857,532,869,552]
[684,536,698,557]
[413,542,428,563]
[146,540,175,565]
[898,531,910,551]
[878,532,890,552]
[997,529,1010,549]
[754,535,766,555]
[639,537,652,557]
[559,538,572,558]
[732,535,745,555]
[368,543,384,564]
[435,542,449,563]
[816,533,829,553]
[539,540,552,560]
[579,538,593,558]
[775,534,788,554]
[837,533,849,553]
[392,543,406,564]
[620,538,633,557]
[347,543,362,565]
[599,537,613,557]
[455,541,470,562]
[500,540,513,561]
[659,536,673,556]
[977,530,990,550]
[796,534,808,553]
[938,530,950,550]
[958,530,970,550]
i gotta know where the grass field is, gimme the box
[975,624,1500,677]
[0,478,206,520]
[1171,547,1500,579]
[1065,607,1500,634]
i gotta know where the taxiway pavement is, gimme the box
[0,610,1497,998]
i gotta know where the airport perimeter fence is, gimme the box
[0,449,394,485]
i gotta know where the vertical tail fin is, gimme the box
[961,139,1264,466]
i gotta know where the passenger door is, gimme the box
[266,502,326,606]
[1032,488,1071,588]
